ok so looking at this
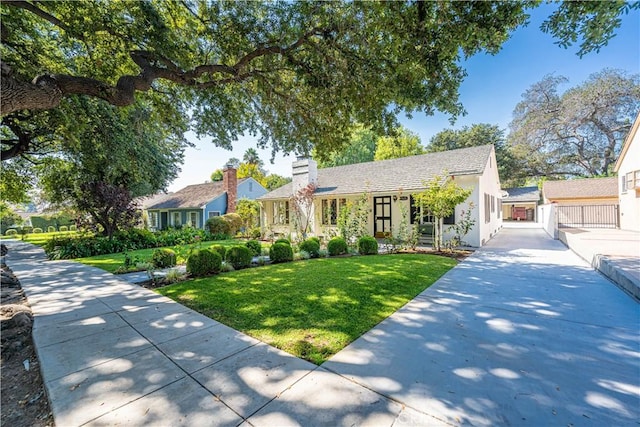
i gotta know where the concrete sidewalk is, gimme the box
[5,229,640,426]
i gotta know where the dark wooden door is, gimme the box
[374,196,392,237]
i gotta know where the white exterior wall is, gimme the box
[474,148,503,246]
[538,203,558,239]
[617,127,640,232]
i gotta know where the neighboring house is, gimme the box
[501,186,540,221]
[614,113,640,232]
[146,166,267,230]
[542,177,619,229]
[259,145,502,248]
[542,177,618,205]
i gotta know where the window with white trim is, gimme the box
[321,198,346,225]
[172,212,181,227]
[409,195,454,225]
[273,201,289,225]
[149,212,158,228]
[189,212,198,227]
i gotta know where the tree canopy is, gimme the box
[374,127,424,161]
[37,98,185,237]
[427,123,521,186]
[508,69,640,179]
[3,1,634,162]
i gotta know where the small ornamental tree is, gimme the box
[236,199,260,236]
[290,183,316,240]
[414,174,471,251]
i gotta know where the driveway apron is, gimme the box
[324,228,640,426]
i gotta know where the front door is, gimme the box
[374,196,392,237]
[160,211,168,230]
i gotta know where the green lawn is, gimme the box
[158,254,456,364]
[2,231,80,247]
[75,239,251,273]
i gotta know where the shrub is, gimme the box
[226,245,253,269]
[222,213,243,235]
[328,237,348,256]
[274,238,291,246]
[299,239,320,258]
[5,229,17,236]
[209,244,227,260]
[249,227,262,239]
[245,239,261,256]
[358,236,379,255]
[206,216,230,235]
[69,225,77,231]
[221,262,235,273]
[32,227,43,233]
[47,226,56,233]
[296,250,311,260]
[308,236,321,246]
[269,242,293,263]
[59,226,69,232]
[186,249,222,277]
[152,248,177,268]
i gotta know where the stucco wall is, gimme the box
[617,129,640,232]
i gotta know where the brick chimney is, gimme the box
[292,157,318,194]
[223,164,237,213]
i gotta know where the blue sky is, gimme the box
[168,4,639,192]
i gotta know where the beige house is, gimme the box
[259,145,503,248]
[614,113,640,232]
[542,177,618,205]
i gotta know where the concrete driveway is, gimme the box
[322,228,640,426]
[4,228,639,426]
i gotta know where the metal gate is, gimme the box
[556,204,619,229]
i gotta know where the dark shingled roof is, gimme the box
[259,145,494,200]
[543,177,618,201]
[502,186,540,203]
[147,180,246,209]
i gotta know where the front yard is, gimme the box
[158,253,456,364]
[75,239,242,273]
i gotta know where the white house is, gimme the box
[614,113,640,232]
[259,145,502,247]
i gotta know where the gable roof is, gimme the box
[502,186,540,203]
[148,179,246,209]
[260,145,494,200]
[543,177,618,201]
[138,192,173,209]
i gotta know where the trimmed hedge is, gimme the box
[32,227,43,233]
[5,229,17,236]
[328,237,348,256]
[222,213,243,235]
[59,226,68,232]
[274,238,291,246]
[269,242,293,263]
[299,239,320,258]
[206,216,230,235]
[358,236,379,255]
[152,248,177,268]
[226,245,253,269]
[209,244,227,260]
[47,226,56,233]
[245,239,261,256]
[186,249,222,277]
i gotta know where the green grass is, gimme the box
[75,239,250,273]
[2,231,79,247]
[158,254,456,364]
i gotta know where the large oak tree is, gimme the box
[2,1,636,162]
[508,69,640,179]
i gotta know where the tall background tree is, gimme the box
[374,127,424,161]
[508,69,640,179]
[37,98,185,237]
[427,124,521,186]
[3,1,634,161]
